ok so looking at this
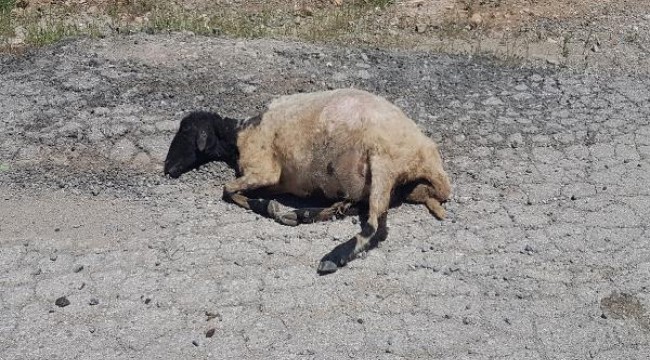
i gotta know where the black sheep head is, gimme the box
[164,111,238,178]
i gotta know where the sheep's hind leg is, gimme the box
[317,156,393,274]
[274,201,357,226]
[404,183,446,220]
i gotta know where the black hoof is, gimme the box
[317,260,339,275]
[276,211,299,226]
[317,239,357,275]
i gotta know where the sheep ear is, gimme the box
[197,129,208,152]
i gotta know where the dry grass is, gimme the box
[2,0,398,46]
[1,0,648,71]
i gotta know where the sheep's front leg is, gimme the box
[223,173,283,220]
[317,158,393,274]
[275,201,357,226]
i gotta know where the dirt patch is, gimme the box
[2,1,650,72]
[601,292,650,331]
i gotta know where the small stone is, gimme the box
[10,26,27,45]
[73,264,84,273]
[238,84,257,94]
[356,70,371,80]
[55,296,70,308]
[546,57,560,65]
[469,13,483,28]
[131,152,151,167]
[31,268,42,276]
[570,195,577,201]
[332,72,348,82]
[89,298,99,306]
[482,96,504,106]
[415,23,427,33]
[524,244,534,253]
[205,328,215,338]
[50,253,58,261]
[192,340,199,347]
[109,138,138,162]
[154,120,178,132]
[91,187,101,196]
[144,298,151,305]
[58,122,83,139]
[356,318,364,324]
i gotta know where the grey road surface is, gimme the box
[1,34,649,359]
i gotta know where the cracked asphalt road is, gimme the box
[1,33,649,359]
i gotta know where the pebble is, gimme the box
[89,298,99,306]
[109,138,138,162]
[73,264,84,273]
[356,70,372,79]
[55,296,71,308]
[530,74,544,82]
[131,152,151,166]
[205,328,215,338]
[482,96,504,106]
[469,13,483,28]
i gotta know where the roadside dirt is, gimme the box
[4,1,650,72]
[1,31,650,358]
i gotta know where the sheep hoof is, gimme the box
[426,199,446,220]
[266,200,281,216]
[276,211,299,227]
[317,260,339,274]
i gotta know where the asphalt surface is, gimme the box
[1,33,649,359]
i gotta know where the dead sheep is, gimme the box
[164,88,451,274]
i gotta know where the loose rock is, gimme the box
[55,296,70,308]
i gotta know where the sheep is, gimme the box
[164,88,451,274]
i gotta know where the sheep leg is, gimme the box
[223,174,284,220]
[317,158,393,274]
[402,182,446,220]
[425,198,446,220]
[275,200,357,226]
